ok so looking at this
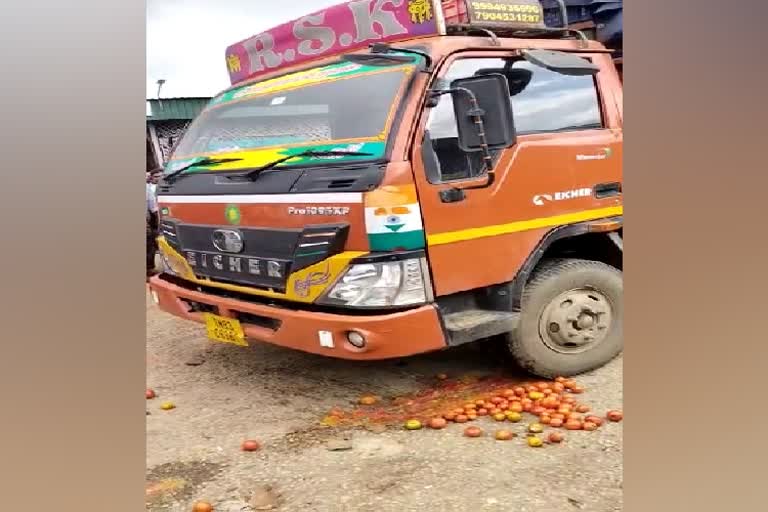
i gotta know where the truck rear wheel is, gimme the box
[507,258,623,378]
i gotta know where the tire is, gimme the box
[506,258,623,378]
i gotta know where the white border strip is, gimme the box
[157,193,363,204]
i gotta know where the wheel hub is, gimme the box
[539,288,613,354]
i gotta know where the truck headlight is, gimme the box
[318,257,431,308]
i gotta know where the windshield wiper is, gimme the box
[238,150,373,181]
[163,156,244,183]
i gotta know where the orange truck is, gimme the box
[149,0,623,378]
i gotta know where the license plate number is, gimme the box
[203,313,247,346]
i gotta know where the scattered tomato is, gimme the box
[464,426,483,438]
[495,430,514,441]
[241,440,261,452]
[404,419,423,430]
[576,404,590,413]
[528,423,544,434]
[569,414,583,423]
[549,418,564,428]
[607,410,624,422]
[527,436,543,447]
[428,417,447,429]
[548,432,565,443]
[455,414,469,423]
[505,411,522,422]
[493,413,506,422]
[146,388,156,399]
[565,420,583,430]
[192,501,214,512]
[583,421,598,431]
[358,395,378,406]
[160,401,175,411]
[585,415,604,427]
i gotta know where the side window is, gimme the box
[423,56,603,183]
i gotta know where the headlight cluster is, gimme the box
[318,257,430,308]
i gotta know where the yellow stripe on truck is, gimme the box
[426,206,624,246]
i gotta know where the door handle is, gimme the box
[594,182,622,198]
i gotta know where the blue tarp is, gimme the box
[540,0,622,47]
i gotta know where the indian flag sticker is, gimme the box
[224,204,241,225]
[364,185,425,251]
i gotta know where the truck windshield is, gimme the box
[167,61,415,172]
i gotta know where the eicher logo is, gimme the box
[532,188,592,206]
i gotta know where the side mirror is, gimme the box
[450,74,516,153]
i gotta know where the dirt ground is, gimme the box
[146,292,623,512]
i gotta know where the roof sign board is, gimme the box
[224,0,441,86]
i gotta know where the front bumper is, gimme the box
[148,275,448,360]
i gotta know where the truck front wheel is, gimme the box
[506,258,623,378]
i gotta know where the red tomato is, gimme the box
[241,440,261,452]
[523,403,533,412]
[570,386,585,394]
[495,430,514,441]
[562,397,576,405]
[535,382,550,391]
[464,426,483,438]
[510,402,523,413]
[576,404,590,413]
[455,414,469,423]
[502,389,516,398]
[583,421,598,431]
[532,406,547,416]
[553,382,565,393]
[463,403,477,410]
[444,412,457,422]
[477,408,489,416]
[540,415,552,425]
[490,396,504,405]
[551,413,565,421]
[554,376,567,383]
[192,501,214,512]
[475,400,486,407]
[428,417,447,429]
[548,432,565,443]
[489,408,502,416]
[549,418,564,428]
[146,389,156,399]
[565,420,583,430]
[585,415,604,427]
[514,387,526,396]
[607,410,624,422]
[453,408,465,415]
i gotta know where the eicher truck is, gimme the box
[149,0,623,378]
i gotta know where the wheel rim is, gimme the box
[537,287,613,354]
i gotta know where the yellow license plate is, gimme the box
[203,313,248,347]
